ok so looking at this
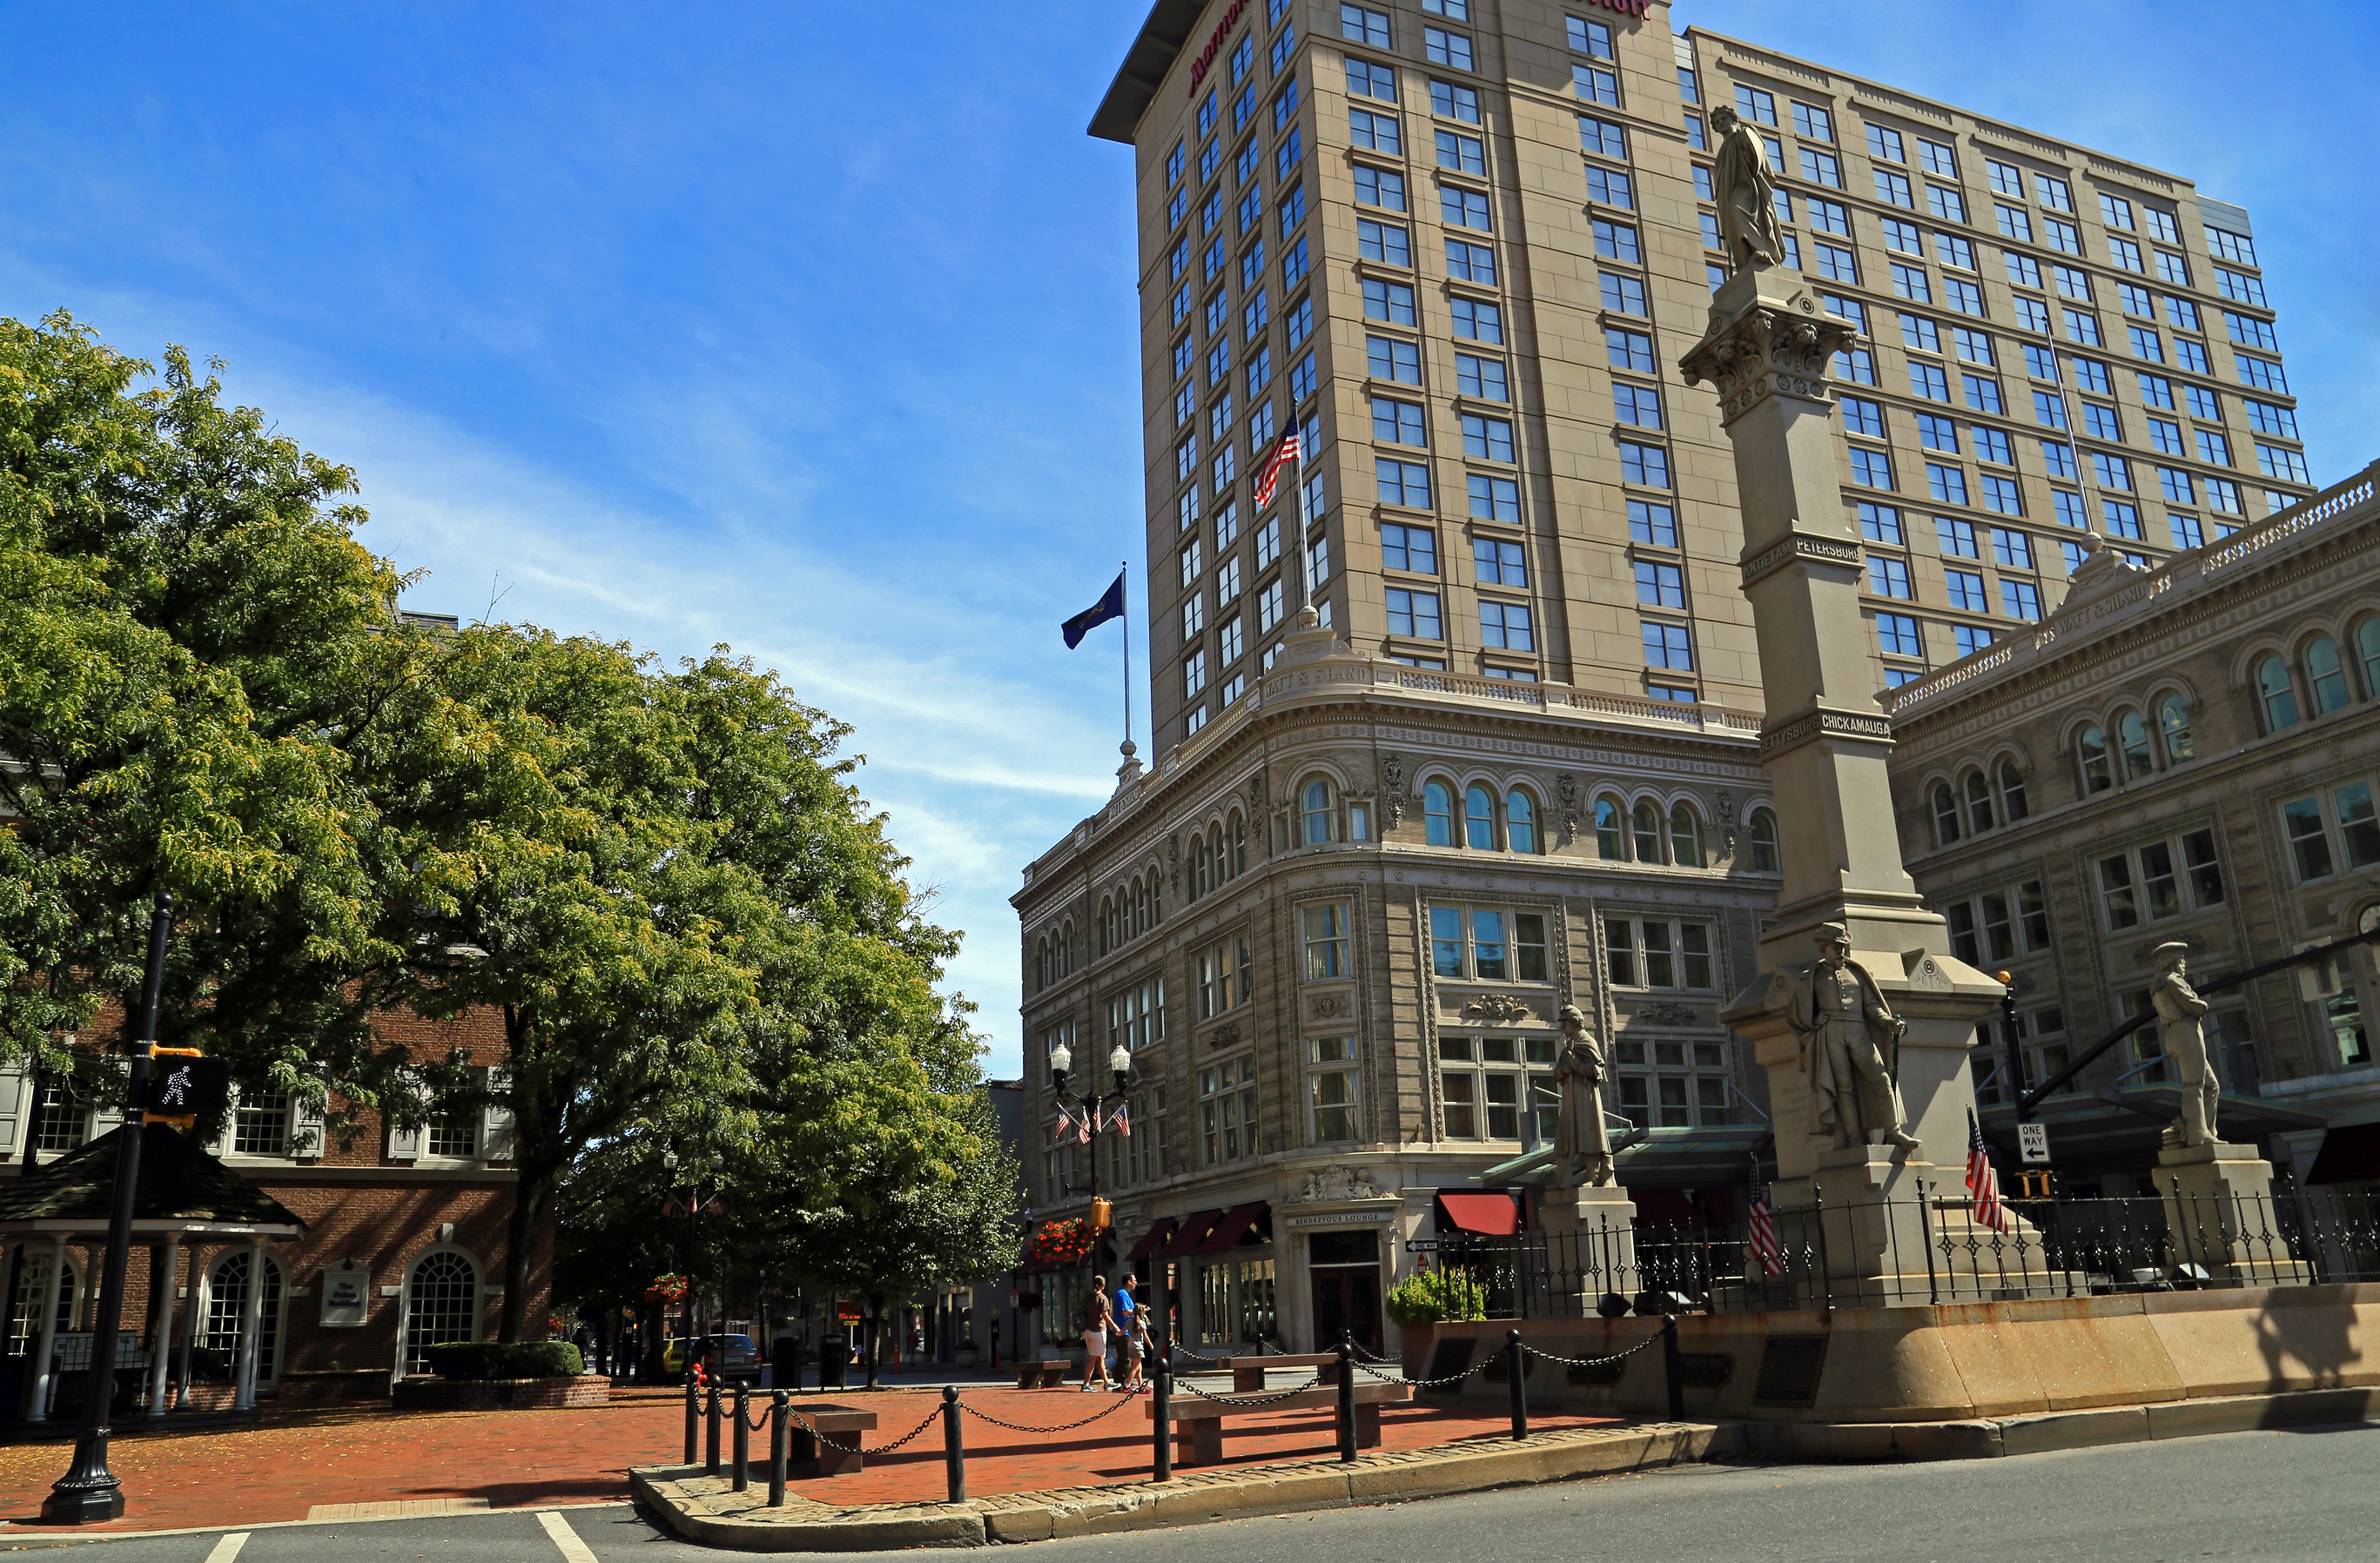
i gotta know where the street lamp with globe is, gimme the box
[1048,1040,1134,1318]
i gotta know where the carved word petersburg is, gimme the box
[1187,0,1252,93]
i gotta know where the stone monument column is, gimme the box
[1681,264,2006,1286]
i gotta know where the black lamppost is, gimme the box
[45,894,172,1524]
[1049,1039,1133,1296]
[662,1148,699,1379]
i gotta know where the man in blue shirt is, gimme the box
[1113,1276,1146,1391]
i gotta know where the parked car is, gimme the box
[662,1332,763,1384]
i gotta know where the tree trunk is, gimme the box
[643,1298,667,1382]
[501,1151,555,1343]
[864,1301,883,1390]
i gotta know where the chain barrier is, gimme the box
[784,1400,944,1459]
[1163,1343,1238,1367]
[961,1386,1146,1434]
[1352,1357,1489,1390]
[1517,1332,1667,1372]
[1171,1374,1326,1406]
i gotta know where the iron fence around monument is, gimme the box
[1412,1187,2380,1316]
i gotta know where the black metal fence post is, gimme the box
[1335,1333,1357,1461]
[941,1385,965,1502]
[1661,1315,1684,1421]
[683,1376,698,1465]
[1151,1326,1173,1482]
[705,1381,722,1474]
[768,1390,788,1507]
[1505,1329,1527,1441]
[730,1382,749,1492]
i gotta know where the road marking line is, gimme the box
[204,1534,251,1563]
[539,1508,600,1562]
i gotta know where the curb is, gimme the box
[1734,1385,2380,1460]
[631,1422,1727,1551]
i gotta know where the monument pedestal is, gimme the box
[2157,1141,2310,1285]
[1536,1184,1639,1306]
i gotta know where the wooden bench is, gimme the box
[785,1402,879,1476]
[1014,1357,1073,1390]
[1147,1381,1412,1466]
[1216,1352,1345,1392]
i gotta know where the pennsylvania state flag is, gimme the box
[1061,571,1126,649]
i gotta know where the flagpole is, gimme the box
[1120,560,1133,750]
[1292,422,1314,614]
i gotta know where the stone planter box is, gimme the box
[276,1369,392,1405]
[392,1373,610,1412]
[1398,1321,1440,1383]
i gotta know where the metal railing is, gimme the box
[1419,1186,2380,1315]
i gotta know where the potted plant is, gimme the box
[1384,1263,1489,1380]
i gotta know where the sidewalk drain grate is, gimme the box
[306,1499,493,1520]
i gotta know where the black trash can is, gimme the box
[817,1333,847,1390]
[771,1335,801,1389]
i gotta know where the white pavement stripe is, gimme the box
[539,1508,601,1563]
[204,1534,251,1563]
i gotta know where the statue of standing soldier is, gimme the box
[1706,104,1785,272]
[1552,1003,1615,1186]
[1786,924,1919,1151]
[2150,941,2219,1148]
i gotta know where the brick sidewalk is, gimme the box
[0,1385,1617,1535]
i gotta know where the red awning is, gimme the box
[1633,1191,1699,1228]
[1196,1201,1271,1251]
[1125,1218,1177,1260]
[1436,1191,1520,1236]
[2306,1121,2380,1185]
[1162,1210,1223,1256]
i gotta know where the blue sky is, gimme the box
[3,2,2370,1078]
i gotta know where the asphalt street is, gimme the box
[4,1423,2375,1560]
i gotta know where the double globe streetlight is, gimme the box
[1047,1040,1133,1293]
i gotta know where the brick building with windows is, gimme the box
[0,1005,543,1417]
[1021,0,2325,1358]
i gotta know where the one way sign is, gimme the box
[2018,1122,2052,1165]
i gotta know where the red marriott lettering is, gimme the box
[1187,0,1251,95]
[1584,0,1652,16]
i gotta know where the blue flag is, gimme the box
[1062,571,1126,648]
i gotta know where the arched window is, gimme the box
[205,1251,286,1384]
[2256,654,2299,732]
[403,1250,481,1374]
[2306,635,2350,714]
[2077,725,2112,794]
[1963,770,1995,833]
[7,1249,78,1355]
[1670,803,1703,868]
[1301,779,1336,845]
[2357,616,2380,700]
[1749,809,1780,873]
[2115,708,2154,782]
[1998,759,2029,821]
[1207,825,1226,889]
[1134,878,1150,936]
[1059,922,1074,976]
[1505,791,1538,855]
[1424,782,1455,847]
[1465,785,1498,849]
[1149,862,1164,923]
[1035,938,1050,990]
[2157,696,2194,765]
[1631,800,1665,863]
[1228,813,1247,876]
[1932,782,1962,844]
[1191,834,1210,900]
[1594,797,1627,861]
[1099,897,1116,956]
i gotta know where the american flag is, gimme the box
[1052,1105,1073,1145]
[1746,1159,1783,1277]
[1112,1103,1132,1137]
[1966,1110,2012,1233]
[1253,420,1302,509]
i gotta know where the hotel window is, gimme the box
[1642,621,1692,674]
[2233,310,2285,352]
[1987,159,2024,198]
[1604,919,1715,990]
[1438,1034,1558,1141]
[1612,1036,1733,1130]
[232,1090,292,1157]
[1800,149,1843,190]
[1301,902,1350,979]
[1791,100,1833,141]
[1308,1037,1360,1144]
[1866,123,1904,162]
[2096,830,2224,928]
[1423,26,1471,70]
[1438,128,1488,177]
[1585,164,1633,208]
[1620,441,1671,488]
[1353,165,1406,211]
[1432,78,1481,123]
[1573,63,1618,107]
[1349,106,1400,152]
[1480,601,1532,651]
[1197,936,1254,1020]
[1874,169,1914,209]
[1429,906,1550,981]
[1340,3,1389,44]
[1200,1057,1260,1164]
[1386,587,1442,640]
[1629,499,1677,547]
[1942,879,2053,965]
[1973,1010,2074,1105]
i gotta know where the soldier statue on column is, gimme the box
[2150,941,2219,1149]
[1552,1004,1615,1186]
[1786,924,1919,1151]
[1706,104,1785,272]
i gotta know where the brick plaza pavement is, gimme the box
[0,1383,1623,1535]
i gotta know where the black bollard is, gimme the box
[1151,1325,1173,1483]
[705,1381,722,1474]
[731,1382,750,1493]
[768,1390,789,1508]
[682,1376,698,1466]
[943,1385,966,1503]
[1506,1329,1528,1441]
[1661,1315,1684,1421]
[1335,1332,1357,1462]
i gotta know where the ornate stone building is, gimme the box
[1883,464,2380,1192]
[1013,617,1778,1353]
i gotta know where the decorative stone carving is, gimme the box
[1715,789,1738,862]
[1380,754,1407,827]
[1631,1002,1702,1026]
[1678,288,1859,427]
[1207,1022,1241,1050]
[1308,992,1350,1020]
[1293,1164,1385,1204]
[1556,774,1582,844]
[1707,104,1785,272]
[1167,835,1180,899]
[1757,708,1893,758]
[1462,994,1536,1024]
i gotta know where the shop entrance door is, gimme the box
[1307,1231,1382,1356]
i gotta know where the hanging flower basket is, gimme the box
[1029,1218,1095,1267]
[644,1273,689,1304]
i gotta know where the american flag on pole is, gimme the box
[1112,1102,1132,1137]
[1253,419,1302,509]
[1746,1159,1783,1277]
[1966,1110,2012,1233]
[1052,1105,1073,1145]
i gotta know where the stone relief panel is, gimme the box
[1290,1164,1388,1204]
